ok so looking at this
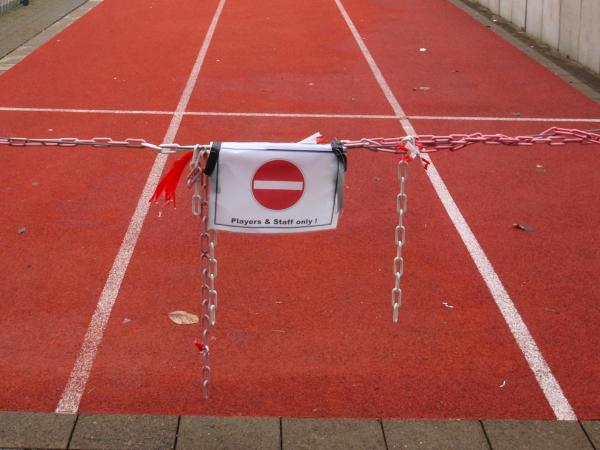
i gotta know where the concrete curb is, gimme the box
[0,0,102,74]
[0,412,598,449]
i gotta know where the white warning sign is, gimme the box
[208,142,343,233]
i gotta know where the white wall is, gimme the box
[469,0,600,74]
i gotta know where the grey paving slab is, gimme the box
[69,413,178,450]
[382,420,489,450]
[0,0,88,59]
[0,411,76,449]
[0,0,100,74]
[282,418,385,450]
[177,416,280,450]
[582,421,600,449]
[483,420,594,450]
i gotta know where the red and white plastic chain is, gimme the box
[341,127,600,154]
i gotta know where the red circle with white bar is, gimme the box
[252,160,305,210]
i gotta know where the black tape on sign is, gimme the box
[204,142,221,176]
[331,140,348,172]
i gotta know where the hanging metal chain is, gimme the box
[391,159,408,323]
[192,147,218,399]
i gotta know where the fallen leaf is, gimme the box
[512,223,535,232]
[168,311,199,325]
[536,164,545,173]
[413,85,430,91]
[17,227,26,235]
[442,301,455,309]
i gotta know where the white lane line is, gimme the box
[409,115,600,123]
[0,106,173,115]
[187,112,600,123]
[54,0,227,415]
[1,106,599,123]
[334,0,577,420]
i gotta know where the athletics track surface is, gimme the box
[0,0,598,421]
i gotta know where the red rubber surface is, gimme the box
[0,111,166,411]
[420,119,600,418]
[0,0,220,110]
[77,116,551,418]
[0,0,598,418]
[341,0,600,118]
[187,0,392,114]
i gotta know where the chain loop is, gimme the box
[391,160,408,323]
[192,181,202,216]
[196,169,218,398]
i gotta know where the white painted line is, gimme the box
[408,115,600,123]
[253,180,303,190]
[0,106,172,115]
[54,0,227,415]
[1,106,599,123]
[334,0,577,420]
[187,111,396,119]
[188,111,600,123]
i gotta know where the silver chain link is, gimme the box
[192,148,218,399]
[3,127,598,155]
[391,159,408,323]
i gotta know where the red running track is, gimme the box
[0,0,598,419]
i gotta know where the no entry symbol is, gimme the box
[252,160,305,210]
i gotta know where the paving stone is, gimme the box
[0,0,88,59]
[0,411,76,449]
[177,416,279,450]
[382,420,489,450]
[0,0,101,74]
[282,418,385,450]
[581,421,600,449]
[483,420,593,450]
[70,413,178,449]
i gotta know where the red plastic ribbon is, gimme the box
[396,142,431,169]
[149,152,193,207]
